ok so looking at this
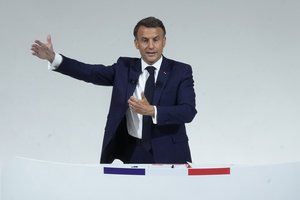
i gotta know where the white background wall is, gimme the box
[0,0,299,166]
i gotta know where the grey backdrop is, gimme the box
[1,0,299,165]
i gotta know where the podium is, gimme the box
[1,157,300,200]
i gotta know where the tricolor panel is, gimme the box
[103,166,231,176]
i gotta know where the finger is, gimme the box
[31,43,40,50]
[31,49,40,57]
[129,96,140,103]
[47,34,52,45]
[128,99,137,107]
[128,101,137,112]
[128,98,133,105]
[34,40,45,47]
[31,49,37,55]
[128,98,134,106]
[31,46,39,54]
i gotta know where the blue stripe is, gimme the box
[103,167,145,175]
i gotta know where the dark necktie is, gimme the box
[144,66,156,103]
[142,66,156,150]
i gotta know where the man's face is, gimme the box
[134,26,166,65]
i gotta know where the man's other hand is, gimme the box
[128,93,155,117]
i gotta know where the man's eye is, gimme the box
[154,37,160,42]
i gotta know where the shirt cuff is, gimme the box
[152,106,157,124]
[48,52,63,70]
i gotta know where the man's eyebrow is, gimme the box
[141,35,160,39]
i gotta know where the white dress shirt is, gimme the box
[49,53,162,139]
[126,57,162,139]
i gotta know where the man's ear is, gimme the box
[163,36,166,48]
[134,39,139,49]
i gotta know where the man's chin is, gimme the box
[144,56,159,65]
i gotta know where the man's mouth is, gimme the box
[146,52,156,56]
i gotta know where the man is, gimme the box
[31,17,197,164]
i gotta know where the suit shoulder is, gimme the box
[164,57,192,70]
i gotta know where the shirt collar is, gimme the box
[141,56,163,72]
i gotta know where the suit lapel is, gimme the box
[153,57,171,104]
[127,59,142,100]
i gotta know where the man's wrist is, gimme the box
[48,52,63,70]
[48,51,55,63]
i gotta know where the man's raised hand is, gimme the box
[31,34,55,63]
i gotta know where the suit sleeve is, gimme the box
[156,65,197,125]
[54,55,115,86]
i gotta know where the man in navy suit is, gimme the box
[31,17,197,164]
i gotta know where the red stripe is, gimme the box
[188,168,230,176]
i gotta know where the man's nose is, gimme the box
[148,40,154,49]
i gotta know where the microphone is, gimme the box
[130,79,138,85]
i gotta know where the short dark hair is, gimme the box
[133,16,166,38]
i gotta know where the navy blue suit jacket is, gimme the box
[55,55,197,163]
